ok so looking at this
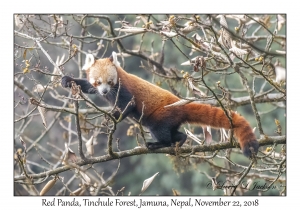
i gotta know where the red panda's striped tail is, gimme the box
[185,103,259,157]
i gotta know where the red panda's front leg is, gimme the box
[61,76,99,94]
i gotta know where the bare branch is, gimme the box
[14,135,286,181]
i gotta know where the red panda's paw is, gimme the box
[146,142,171,150]
[61,76,73,88]
[241,139,259,158]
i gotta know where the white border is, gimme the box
[6,1,296,209]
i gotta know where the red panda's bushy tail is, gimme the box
[184,103,259,157]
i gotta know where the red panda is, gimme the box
[61,52,259,158]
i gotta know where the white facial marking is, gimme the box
[97,83,110,95]
[89,78,95,85]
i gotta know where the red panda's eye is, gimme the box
[108,81,113,85]
[96,81,101,85]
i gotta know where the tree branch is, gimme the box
[14,135,285,181]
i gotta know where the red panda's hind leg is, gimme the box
[171,131,187,147]
[146,128,187,150]
[146,127,172,149]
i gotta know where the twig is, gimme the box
[74,96,87,161]
[230,160,254,195]
[234,64,264,136]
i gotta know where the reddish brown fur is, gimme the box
[88,58,180,114]
[86,57,257,156]
[184,103,256,152]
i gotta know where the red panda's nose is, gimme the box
[102,89,108,95]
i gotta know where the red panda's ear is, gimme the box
[109,51,120,67]
[82,54,95,70]
[109,54,114,62]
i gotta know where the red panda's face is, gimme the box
[83,54,118,95]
